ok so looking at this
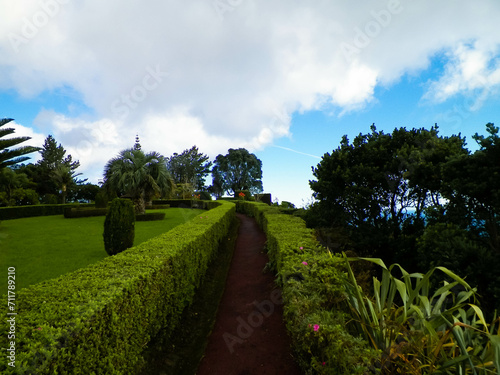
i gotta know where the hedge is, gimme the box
[135,212,166,221]
[64,207,109,218]
[235,201,375,374]
[0,204,94,220]
[0,201,236,374]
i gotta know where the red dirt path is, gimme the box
[196,213,303,375]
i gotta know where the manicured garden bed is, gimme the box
[0,208,205,291]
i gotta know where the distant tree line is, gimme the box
[0,119,264,208]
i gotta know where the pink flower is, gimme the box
[314,324,320,331]
[299,246,303,250]
[322,362,326,366]
[302,261,308,265]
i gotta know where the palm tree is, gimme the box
[103,146,175,214]
[0,118,41,169]
[51,164,82,204]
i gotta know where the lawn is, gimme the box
[0,208,206,291]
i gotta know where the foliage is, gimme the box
[0,201,235,374]
[441,123,500,253]
[0,118,40,169]
[33,135,83,200]
[212,148,263,196]
[94,188,110,208]
[0,167,38,206]
[135,212,166,221]
[234,189,251,200]
[103,198,135,255]
[70,182,100,203]
[64,207,109,218]
[0,203,93,220]
[417,223,500,316]
[343,256,500,374]
[102,142,175,214]
[50,164,83,204]
[167,145,212,190]
[309,125,467,261]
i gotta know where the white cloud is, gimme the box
[2,0,500,182]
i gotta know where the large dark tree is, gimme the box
[441,123,500,252]
[0,118,40,169]
[211,148,263,196]
[167,146,212,190]
[309,124,467,260]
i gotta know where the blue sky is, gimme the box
[2,1,500,206]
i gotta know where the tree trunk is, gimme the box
[134,196,146,215]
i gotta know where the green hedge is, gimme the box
[236,201,375,374]
[0,201,236,374]
[135,212,166,221]
[64,207,109,218]
[0,204,94,220]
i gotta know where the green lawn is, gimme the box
[0,208,205,291]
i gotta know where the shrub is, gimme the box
[0,201,235,374]
[103,198,135,255]
[64,207,108,218]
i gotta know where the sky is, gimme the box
[2,0,500,207]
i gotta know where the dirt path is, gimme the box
[196,213,303,375]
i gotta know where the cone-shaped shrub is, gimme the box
[103,198,135,255]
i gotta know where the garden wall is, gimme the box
[236,201,374,374]
[0,201,236,374]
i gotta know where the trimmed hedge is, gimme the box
[0,201,236,374]
[0,204,94,220]
[64,207,109,218]
[135,212,166,221]
[148,204,170,210]
[236,201,375,374]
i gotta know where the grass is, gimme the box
[0,208,206,291]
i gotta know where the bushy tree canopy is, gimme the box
[211,148,263,196]
[102,142,175,214]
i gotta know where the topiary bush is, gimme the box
[103,198,135,255]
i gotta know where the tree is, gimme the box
[211,148,263,196]
[441,123,500,252]
[167,146,212,191]
[0,118,40,169]
[51,164,83,204]
[33,135,82,200]
[309,125,467,260]
[0,167,37,206]
[102,140,175,214]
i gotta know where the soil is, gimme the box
[196,213,303,375]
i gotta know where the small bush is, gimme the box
[103,198,135,255]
